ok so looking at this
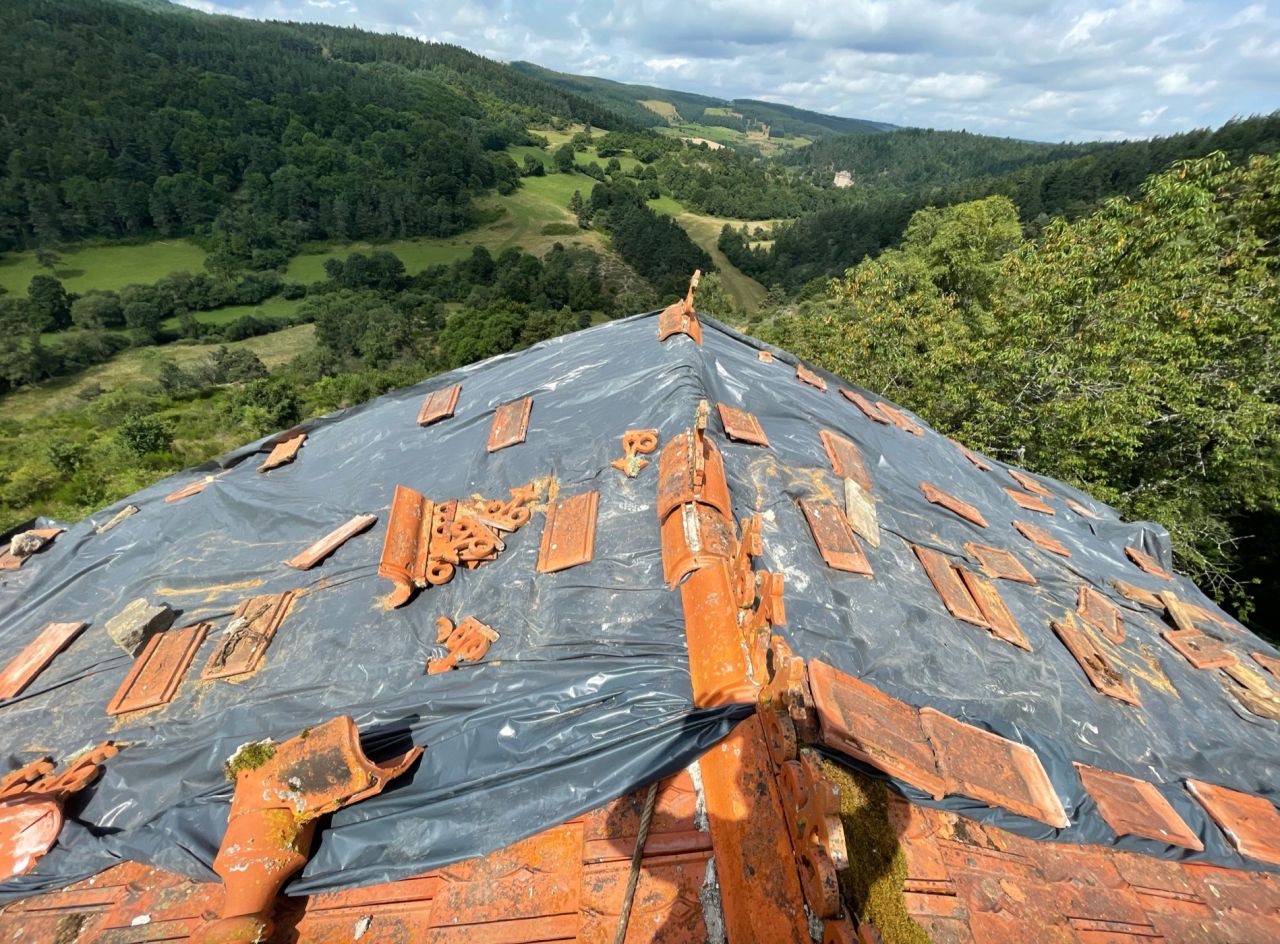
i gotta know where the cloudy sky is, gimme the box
[177,1,1279,142]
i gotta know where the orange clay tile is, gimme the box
[1014,520,1071,557]
[839,388,891,424]
[537,490,599,573]
[379,485,435,607]
[657,269,702,345]
[919,707,1070,828]
[757,636,813,766]
[921,482,989,527]
[0,527,62,570]
[1078,586,1125,644]
[193,716,421,944]
[716,402,769,445]
[1186,780,1280,866]
[697,715,812,942]
[964,542,1036,584]
[1052,614,1140,706]
[913,545,987,628]
[1158,590,1202,633]
[1073,763,1203,851]
[876,401,925,435]
[1066,498,1101,519]
[1008,469,1054,498]
[820,429,872,491]
[656,425,732,523]
[1125,546,1172,580]
[676,559,760,708]
[1252,651,1280,679]
[800,500,872,575]
[959,569,1030,650]
[808,660,947,799]
[164,473,221,503]
[201,591,296,681]
[0,621,87,700]
[609,427,659,477]
[776,749,849,917]
[427,616,498,674]
[758,349,774,362]
[487,396,533,452]
[284,513,377,570]
[957,443,994,471]
[416,383,460,427]
[796,362,828,391]
[106,622,209,716]
[258,430,305,472]
[1162,627,1235,670]
[1004,487,1055,515]
[1109,579,1163,609]
[660,502,738,588]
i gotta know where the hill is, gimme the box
[509,61,894,147]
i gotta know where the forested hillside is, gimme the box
[0,0,625,256]
[728,113,1280,288]
[510,62,894,140]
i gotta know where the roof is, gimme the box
[0,300,1277,942]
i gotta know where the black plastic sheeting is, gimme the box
[0,311,1277,901]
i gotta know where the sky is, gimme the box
[176,1,1280,142]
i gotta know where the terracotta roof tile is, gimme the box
[106,622,208,716]
[487,396,533,452]
[1077,586,1125,644]
[1186,780,1280,866]
[1004,487,1055,515]
[1073,763,1203,850]
[716,403,769,445]
[1014,520,1071,557]
[800,500,872,575]
[416,383,461,427]
[0,621,87,701]
[536,491,599,573]
[921,482,989,528]
[839,388,891,424]
[1125,546,1173,580]
[913,545,988,628]
[920,707,1069,828]
[1162,627,1235,670]
[1052,614,1141,706]
[958,569,1030,650]
[820,429,872,491]
[877,401,925,436]
[796,362,828,391]
[964,542,1036,584]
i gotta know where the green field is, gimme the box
[640,99,680,122]
[1,324,316,421]
[0,239,207,296]
[676,211,782,313]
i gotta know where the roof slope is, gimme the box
[0,308,1278,939]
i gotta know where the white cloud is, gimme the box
[173,0,1280,141]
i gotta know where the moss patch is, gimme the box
[224,739,277,780]
[823,759,931,944]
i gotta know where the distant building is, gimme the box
[833,169,854,188]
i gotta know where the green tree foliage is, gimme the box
[438,304,526,367]
[760,154,1280,616]
[553,144,577,173]
[27,275,71,330]
[588,182,711,299]
[0,0,631,254]
[70,292,124,330]
[116,412,173,457]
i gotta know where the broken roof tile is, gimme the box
[1052,614,1140,706]
[820,429,872,491]
[536,491,599,574]
[0,622,87,701]
[716,402,770,446]
[921,482,989,528]
[1109,579,1163,609]
[1004,487,1055,515]
[839,388,891,424]
[1014,520,1071,557]
[959,569,1031,650]
[919,707,1069,828]
[284,513,377,570]
[1066,498,1101,519]
[106,622,208,716]
[1074,763,1203,850]
[487,396,533,452]
[1077,587,1125,644]
[1125,546,1173,580]
[1158,591,1201,633]
[660,501,737,587]
[258,430,305,473]
[1008,469,1054,499]
[1186,780,1280,866]
[657,270,702,345]
[201,591,296,681]
[808,660,947,799]
[912,545,987,628]
[656,426,732,523]
[796,362,828,391]
[416,383,461,427]
[800,500,873,575]
[1252,651,1280,679]
[877,401,925,435]
[1162,627,1235,670]
[964,542,1036,585]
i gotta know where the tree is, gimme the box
[27,275,71,331]
[120,285,164,342]
[438,303,525,367]
[522,155,546,177]
[117,412,173,457]
[70,292,124,329]
[553,144,576,174]
[0,298,47,389]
